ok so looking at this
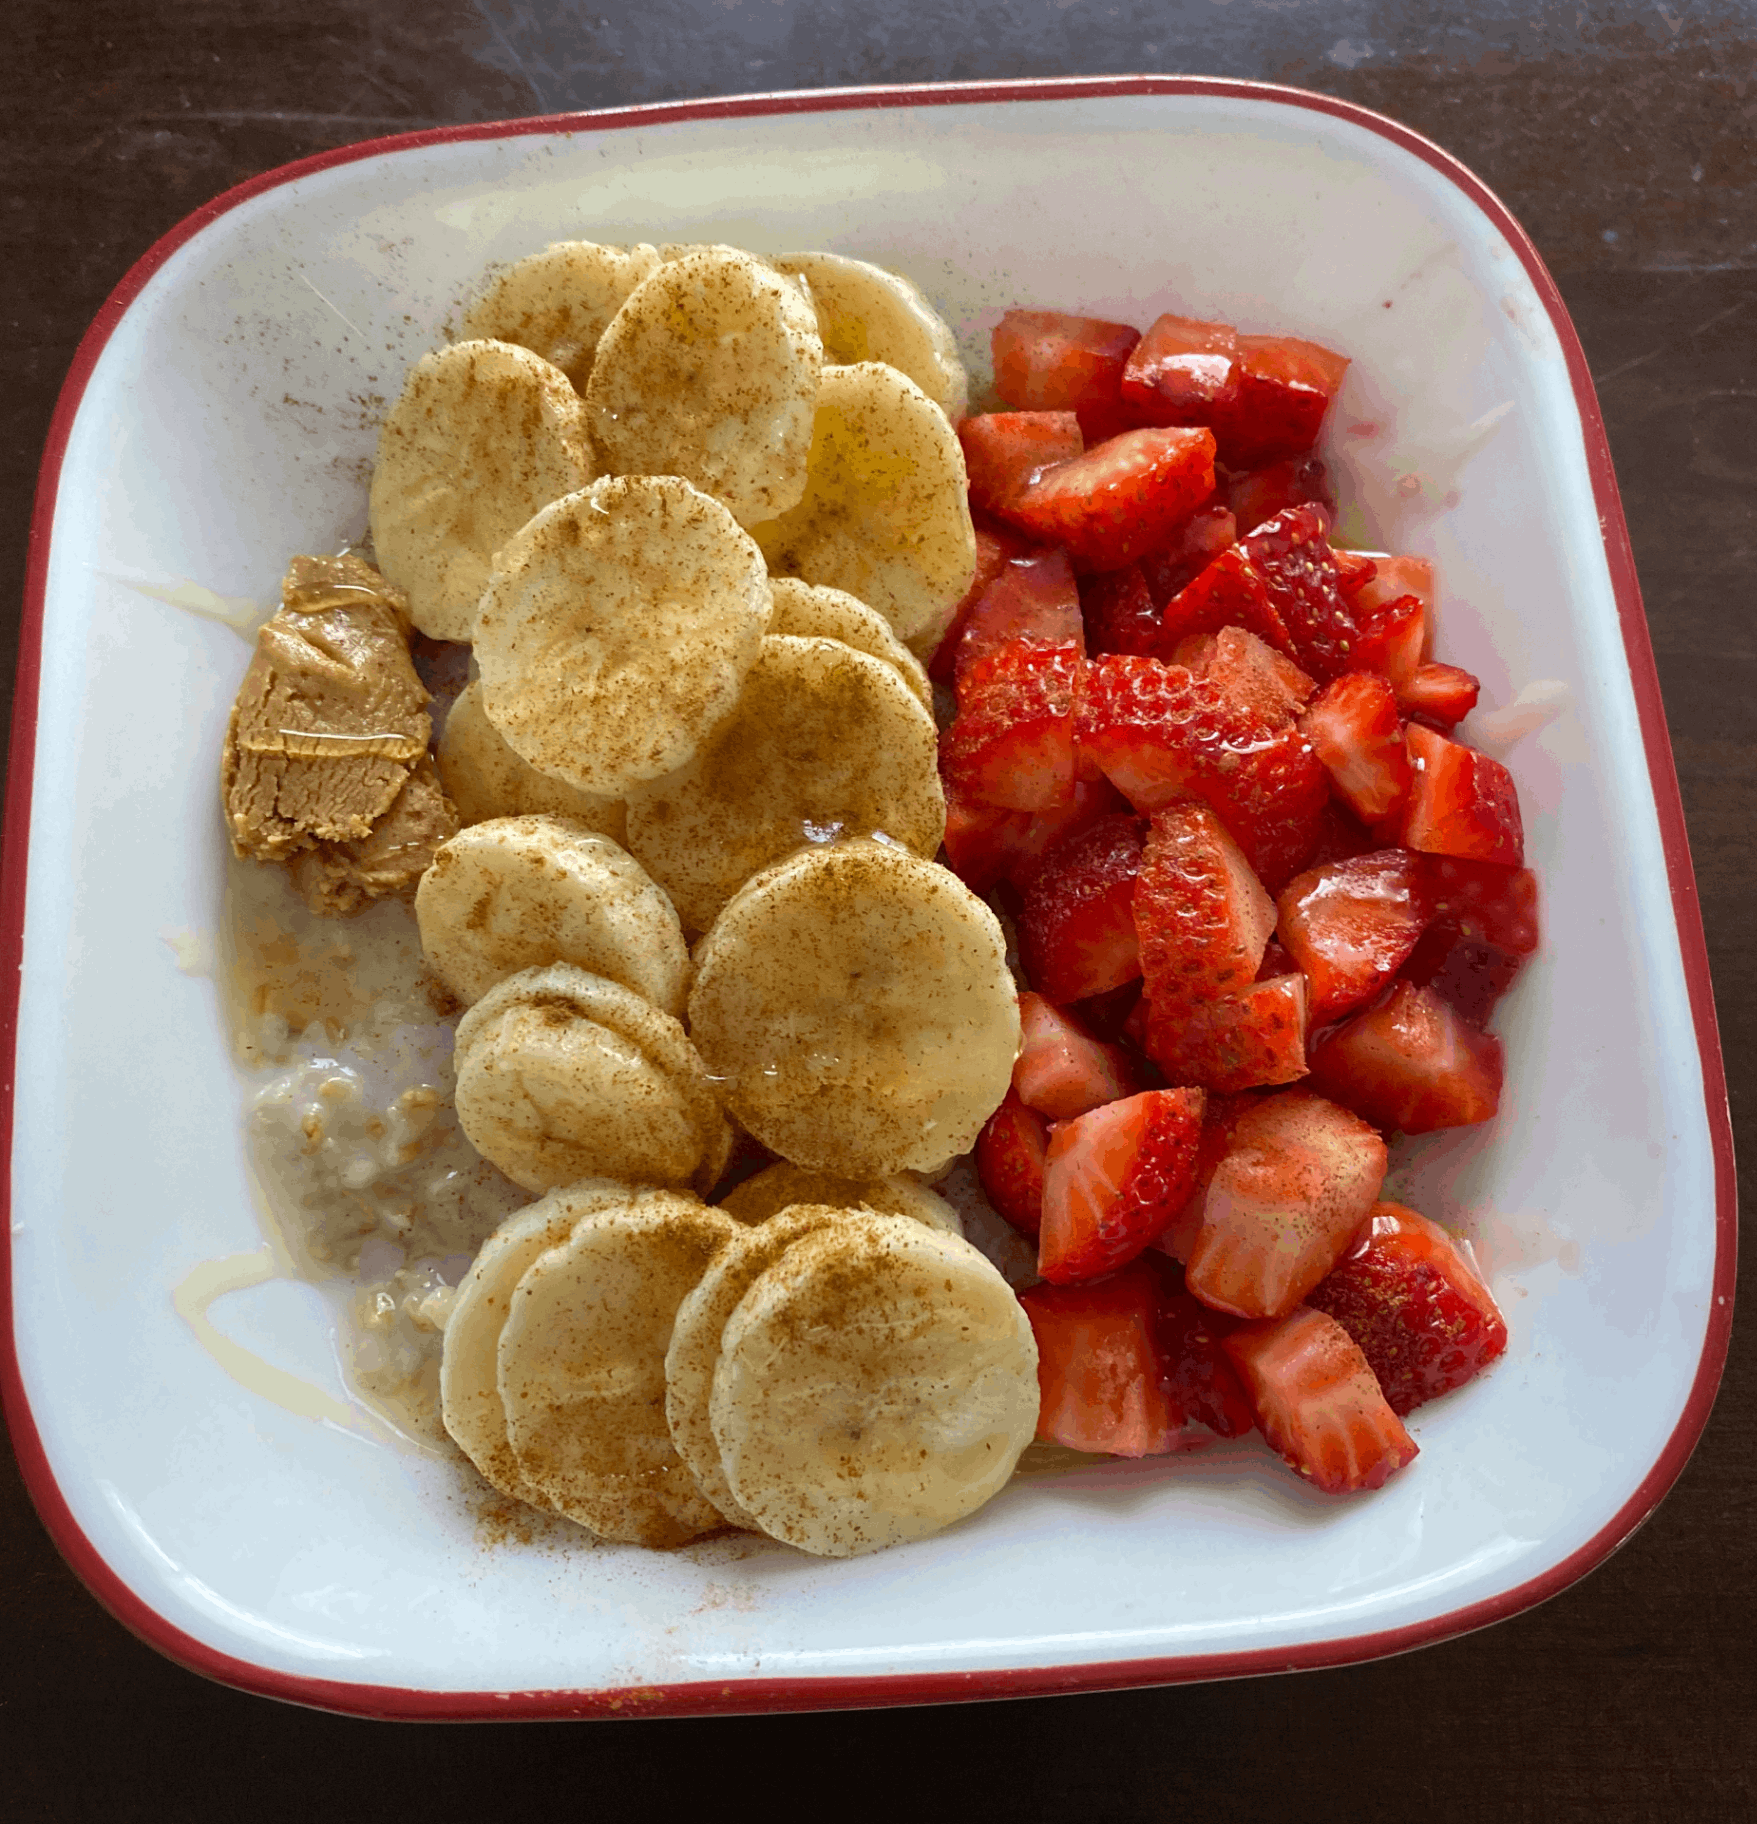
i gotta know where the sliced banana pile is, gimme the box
[440,1190,1037,1555]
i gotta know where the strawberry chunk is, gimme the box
[1400,934,1525,1028]
[1213,333,1351,469]
[1145,972,1311,1094]
[1400,661,1480,730]
[1133,802,1276,1010]
[1238,506,1361,684]
[1400,856,1540,1025]
[929,516,1036,680]
[1141,500,1241,601]
[1176,625,1316,729]
[1347,591,1427,688]
[1401,724,1524,867]
[1160,544,1295,656]
[1183,1090,1387,1319]
[1308,980,1504,1133]
[1306,1203,1509,1415]
[992,310,1142,444]
[941,643,1080,811]
[1151,1094,1255,1263]
[1155,1279,1257,1439]
[940,776,1125,896]
[957,412,1085,516]
[975,1090,1049,1236]
[1038,1087,1206,1283]
[1080,563,1164,657]
[1225,456,1335,538]
[1220,1305,1418,1493]
[1014,991,1143,1120]
[1277,849,1435,1024]
[951,548,1084,686]
[1001,427,1218,573]
[1352,554,1435,621]
[1118,312,1240,423]
[1016,811,1147,1003]
[1300,671,1413,824]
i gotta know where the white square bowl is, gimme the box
[1,76,1735,1718]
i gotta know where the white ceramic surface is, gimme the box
[5,81,1730,1713]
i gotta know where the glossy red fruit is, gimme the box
[1306,1203,1510,1415]
[1002,427,1218,572]
[1352,554,1435,620]
[1400,856,1540,1026]
[1038,1087,1206,1283]
[1277,849,1435,1024]
[1400,661,1481,730]
[1016,811,1147,1003]
[1160,543,1295,656]
[1118,312,1240,422]
[1080,563,1164,658]
[1145,972,1311,1094]
[957,411,1085,516]
[951,548,1084,686]
[1225,456,1335,537]
[1400,724,1524,867]
[1014,991,1143,1120]
[1331,547,1378,595]
[1176,624,1316,729]
[941,777,1125,896]
[1213,333,1351,469]
[992,309,1142,443]
[1238,505,1361,684]
[1220,1305,1418,1493]
[1348,592,1427,688]
[929,516,1037,680]
[1133,802,1276,1011]
[1183,1090,1387,1319]
[1307,980,1504,1133]
[1300,671,1413,824]
[974,1090,1049,1236]
[940,643,1080,811]
[1151,1094,1256,1264]
[1140,501,1240,601]
[1155,1280,1257,1439]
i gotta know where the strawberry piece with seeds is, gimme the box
[992,310,1142,445]
[1016,811,1147,1003]
[1225,455,1335,538]
[1176,625,1316,729]
[1300,671,1413,824]
[928,515,1037,680]
[1140,501,1240,604]
[1118,312,1241,423]
[957,412,1085,516]
[1347,592,1427,691]
[1213,333,1351,469]
[950,548,1084,686]
[1183,1089,1387,1319]
[1014,991,1144,1120]
[1307,979,1504,1133]
[974,1090,1049,1236]
[1306,1202,1510,1415]
[1133,802,1277,1010]
[1160,544,1295,656]
[1277,849,1435,1024]
[1353,554,1435,621]
[1401,724,1524,867]
[1038,1087,1206,1283]
[1145,971,1311,1094]
[941,642,1080,811]
[941,776,1126,896]
[1239,505,1362,684]
[1220,1305,1418,1493]
[1400,661,1481,730]
[1081,563,1165,657]
[1400,855,1540,1025]
[1151,1094,1255,1263]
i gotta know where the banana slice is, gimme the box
[368,339,595,641]
[498,1193,741,1545]
[765,578,932,714]
[473,476,771,798]
[709,1216,1039,1557]
[622,635,945,934]
[454,962,732,1195]
[460,241,661,393]
[436,680,628,842]
[665,1202,862,1530]
[719,1162,963,1237]
[439,1180,634,1505]
[415,815,689,1014]
[748,362,976,645]
[584,246,823,527]
[774,252,969,421]
[687,839,1020,1177]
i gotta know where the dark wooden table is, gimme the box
[4,4,1750,1817]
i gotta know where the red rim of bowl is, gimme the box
[0,73,1737,1721]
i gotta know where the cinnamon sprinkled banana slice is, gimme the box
[623,635,945,934]
[748,362,976,644]
[439,1180,634,1506]
[709,1216,1039,1557]
[687,839,1020,1177]
[718,1162,963,1237]
[585,246,823,526]
[368,339,595,641]
[461,241,661,393]
[436,680,627,842]
[498,1194,740,1545]
[415,815,689,1014]
[765,578,932,714]
[474,476,771,798]
[453,962,731,1195]
[665,1203,862,1529]
[774,252,968,421]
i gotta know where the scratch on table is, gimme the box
[1593,298,1751,388]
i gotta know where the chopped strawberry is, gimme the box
[1002,427,1218,573]
[1118,312,1240,423]
[1237,506,1361,684]
[1183,1090,1387,1319]
[1080,563,1164,658]
[1331,547,1378,596]
[1075,655,1330,888]
[992,309,1142,444]
[1145,971,1311,1094]
[1177,625,1316,729]
[974,1090,1049,1236]
[1019,1260,1185,1456]
[1353,554,1436,621]
[1016,811,1147,1003]
[940,643,1080,811]
[1213,333,1351,469]
[1348,592,1427,690]
[1132,802,1276,1010]
[1140,501,1239,601]
[1400,661,1480,730]
[1038,1087,1205,1283]
[1307,980,1504,1133]
[957,412,1085,516]
[1014,991,1143,1119]
[929,516,1036,680]
[1256,938,1298,980]
[1155,1280,1256,1439]
[1401,933,1525,1028]
[1220,1305,1418,1493]
[1306,1202,1509,1415]
[1160,544,1294,655]
[1225,456,1335,537]
[1305,800,1379,869]
[943,783,1114,897]
[1070,979,1145,1042]
[1277,849,1434,1024]
[1400,724,1524,867]
[1151,1094,1256,1263]
[1399,857,1539,1026]
[951,548,1084,685]
[1299,671,1413,824]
